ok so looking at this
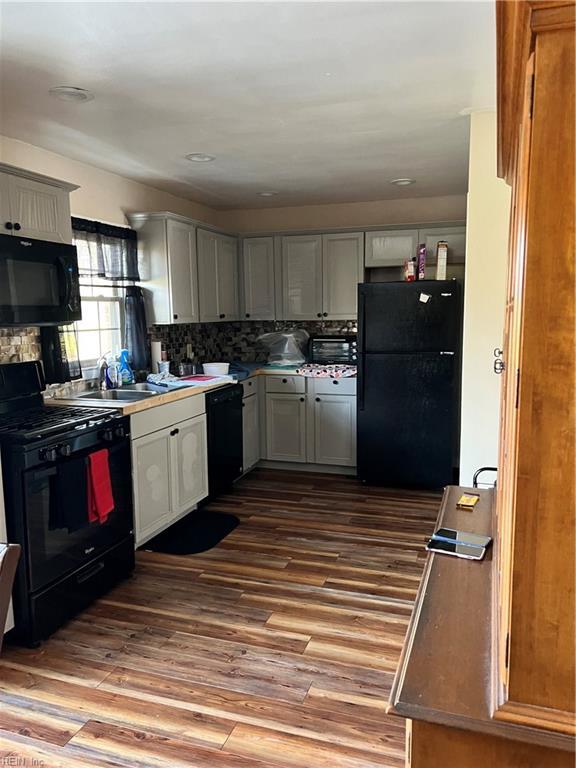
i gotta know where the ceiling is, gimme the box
[0,2,496,210]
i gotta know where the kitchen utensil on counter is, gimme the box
[178,361,196,376]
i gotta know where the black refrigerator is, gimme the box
[357,280,463,489]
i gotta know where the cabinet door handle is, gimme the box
[323,312,328,317]
[242,402,245,408]
[245,313,250,318]
[316,312,322,318]
[282,378,288,383]
[4,222,13,230]
[299,397,305,402]
[219,314,226,319]
[170,428,180,436]
[13,223,21,231]
[315,397,320,402]
[173,314,178,320]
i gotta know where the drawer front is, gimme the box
[242,377,258,398]
[131,395,206,439]
[265,375,305,394]
[311,377,357,396]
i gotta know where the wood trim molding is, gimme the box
[529,1,575,32]
[496,0,575,182]
[496,0,533,182]
[495,701,576,739]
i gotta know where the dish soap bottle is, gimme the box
[119,349,134,385]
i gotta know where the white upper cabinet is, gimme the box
[217,233,240,320]
[419,226,467,267]
[197,229,239,322]
[280,235,323,320]
[0,167,75,244]
[129,214,199,325]
[365,229,419,268]
[196,229,219,322]
[322,232,364,319]
[241,237,275,320]
[166,219,199,323]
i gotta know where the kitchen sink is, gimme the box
[77,389,160,401]
[121,383,166,393]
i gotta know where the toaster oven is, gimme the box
[308,335,357,365]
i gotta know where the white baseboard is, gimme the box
[256,460,357,476]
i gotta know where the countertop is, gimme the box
[49,366,355,416]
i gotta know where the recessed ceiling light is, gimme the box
[258,191,278,197]
[389,178,415,186]
[185,153,216,163]
[49,86,94,103]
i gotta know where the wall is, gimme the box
[216,194,467,234]
[0,135,219,228]
[459,111,511,486]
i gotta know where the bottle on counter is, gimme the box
[416,243,426,280]
[119,349,134,384]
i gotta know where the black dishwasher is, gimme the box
[205,384,243,498]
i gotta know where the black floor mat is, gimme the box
[142,510,240,555]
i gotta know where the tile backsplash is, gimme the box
[0,328,41,363]
[150,320,357,366]
[1,319,357,378]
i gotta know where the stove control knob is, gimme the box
[102,428,114,442]
[40,447,58,462]
[58,443,72,457]
[114,426,125,439]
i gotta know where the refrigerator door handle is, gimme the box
[358,289,366,411]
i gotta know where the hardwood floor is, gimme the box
[0,469,439,767]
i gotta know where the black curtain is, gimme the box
[72,217,140,281]
[40,325,82,384]
[124,286,150,371]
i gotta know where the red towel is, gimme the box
[87,449,115,524]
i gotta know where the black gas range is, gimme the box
[0,361,135,646]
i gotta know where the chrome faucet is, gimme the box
[97,355,109,390]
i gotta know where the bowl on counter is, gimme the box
[203,363,230,375]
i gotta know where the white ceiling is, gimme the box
[0,1,496,210]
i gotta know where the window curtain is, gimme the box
[71,217,140,281]
[124,286,150,371]
[40,325,82,383]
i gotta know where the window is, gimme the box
[71,218,140,375]
[75,277,124,370]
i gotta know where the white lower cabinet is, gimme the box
[132,401,208,546]
[170,416,208,516]
[265,392,307,462]
[310,394,356,466]
[242,393,260,471]
[262,375,356,468]
[132,428,173,545]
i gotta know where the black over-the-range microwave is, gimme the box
[0,233,81,325]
